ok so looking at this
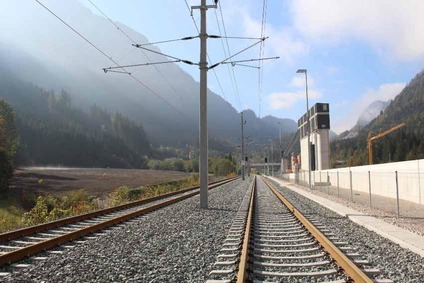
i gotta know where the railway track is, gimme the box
[0,177,238,270]
[207,176,393,283]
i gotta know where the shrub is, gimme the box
[128,187,144,201]
[22,189,98,225]
[108,186,130,206]
[226,172,237,178]
[22,196,49,225]
[0,202,24,232]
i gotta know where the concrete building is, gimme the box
[298,103,330,171]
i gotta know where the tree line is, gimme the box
[147,155,236,176]
[331,70,424,167]
[0,100,18,194]
[0,77,152,172]
[0,78,238,193]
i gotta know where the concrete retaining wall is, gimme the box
[282,159,424,204]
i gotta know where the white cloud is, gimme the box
[269,74,321,109]
[290,0,424,61]
[332,82,406,133]
[359,83,406,107]
[325,65,340,76]
[269,90,322,110]
[241,10,308,63]
[289,75,315,88]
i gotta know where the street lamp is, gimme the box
[296,68,312,190]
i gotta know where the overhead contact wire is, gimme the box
[34,0,186,117]
[218,4,242,112]
[184,0,227,101]
[258,0,268,118]
[88,0,183,100]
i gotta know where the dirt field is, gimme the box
[10,167,191,196]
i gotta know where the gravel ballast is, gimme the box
[268,178,424,282]
[4,177,252,283]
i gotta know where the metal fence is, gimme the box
[281,169,424,219]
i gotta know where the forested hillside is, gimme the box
[0,74,150,168]
[331,70,424,166]
[0,100,18,193]
[0,0,297,148]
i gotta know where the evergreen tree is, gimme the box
[0,100,18,193]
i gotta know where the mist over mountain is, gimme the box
[331,70,424,166]
[0,0,296,148]
[356,100,390,127]
[339,100,390,140]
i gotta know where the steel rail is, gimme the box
[236,176,255,282]
[0,177,238,267]
[261,177,374,283]
[0,177,237,243]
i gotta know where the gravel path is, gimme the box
[4,177,252,283]
[287,178,424,236]
[268,178,424,282]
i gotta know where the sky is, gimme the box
[6,0,424,133]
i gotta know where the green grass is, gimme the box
[0,196,25,232]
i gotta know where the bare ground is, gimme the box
[10,167,191,196]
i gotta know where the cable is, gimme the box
[219,4,243,111]
[184,0,227,101]
[213,9,235,102]
[214,36,263,40]
[284,130,300,158]
[135,36,198,46]
[211,39,266,67]
[258,0,268,118]
[87,0,184,100]
[217,4,242,111]
[133,45,196,65]
[34,0,186,117]
[103,60,181,72]
[211,69,227,100]
[184,0,200,33]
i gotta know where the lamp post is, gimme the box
[296,68,312,190]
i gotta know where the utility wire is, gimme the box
[210,39,267,68]
[35,0,116,68]
[222,56,278,66]
[135,36,198,46]
[232,63,259,69]
[103,60,181,72]
[214,36,263,40]
[87,0,184,100]
[35,0,185,116]
[284,130,299,158]
[184,0,227,101]
[214,8,239,108]
[258,0,268,118]
[184,0,200,33]
[217,4,242,111]
[134,45,197,65]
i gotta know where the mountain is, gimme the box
[356,100,390,127]
[0,0,296,150]
[0,71,150,168]
[331,70,424,166]
[339,100,390,140]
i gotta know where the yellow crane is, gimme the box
[368,123,405,164]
